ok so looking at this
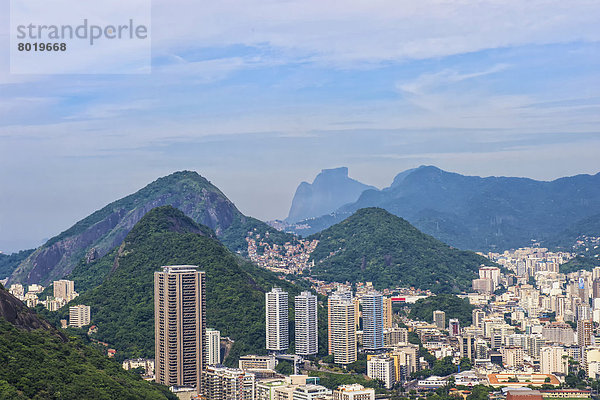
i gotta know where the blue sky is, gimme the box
[1,0,599,252]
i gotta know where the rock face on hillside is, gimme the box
[10,171,290,285]
[286,167,376,223]
[0,286,64,339]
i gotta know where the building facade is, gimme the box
[433,310,446,330]
[540,346,568,375]
[367,355,395,389]
[333,384,375,400]
[69,304,90,328]
[54,279,77,302]
[266,288,289,352]
[295,291,318,356]
[201,366,255,400]
[362,292,384,351]
[207,328,221,365]
[154,265,206,388]
[329,292,357,364]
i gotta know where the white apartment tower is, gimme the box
[367,355,395,389]
[266,287,288,352]
[154,265,206,388]
[69,304,90,328]
[206,328,221,365]
[328,292,357,364]
[295,291,318,356]
[540,346,568,375]
[362,292,384,351]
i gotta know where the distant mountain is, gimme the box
[553,213,600,273]
[292,166,600,251]
[53,206,306,365]
[10,171,294,285]
[0,286,176,399]
[286,167,376,223]
[307,208,495,293]
[547,213,600,250]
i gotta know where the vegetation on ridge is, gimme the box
[308,208,494,292]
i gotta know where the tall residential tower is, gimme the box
[295,291,318,356]
[266,287,289,352]
[154,265,206,388]
[328,291,357,364]
[362,292,384,351]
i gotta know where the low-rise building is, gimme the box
[122,358,154,376]
[366,355,395,389]
[69,304,90,328]
[239,355,277,371]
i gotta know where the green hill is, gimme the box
[10,171,294,286]
[408,294,475,326]
[0,286,176,400]
[0,249,34,280]
[308,208,495,292]
[49,206,304,365]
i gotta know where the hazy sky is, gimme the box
[1,1,599,253]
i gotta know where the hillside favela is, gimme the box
[0,166,599,400]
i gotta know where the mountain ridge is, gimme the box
[290,166,600,250]
[10,171,294,285]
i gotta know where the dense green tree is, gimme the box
[409,294,475,326]
[459,357,472,371]
[0,318,176,400]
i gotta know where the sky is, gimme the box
[1,0,599,253]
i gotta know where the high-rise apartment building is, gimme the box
[383,297,393,329]
[384,327,408,347]
[54,279,77,301]
[69,304,90,327]
[362,292,384,351]
[479,266,500,288]
[433,310,445,330]
[328,291,353,354]
[540,346,568,375]
[578,320,593,348]
[154,265,206,388]
[593,279,600,299]
[328,292,357,364]
[266,287,288,352]
[206,328,221,365]
[472,309,485,328]
[460,336,476,361]
[295,291,318,356]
